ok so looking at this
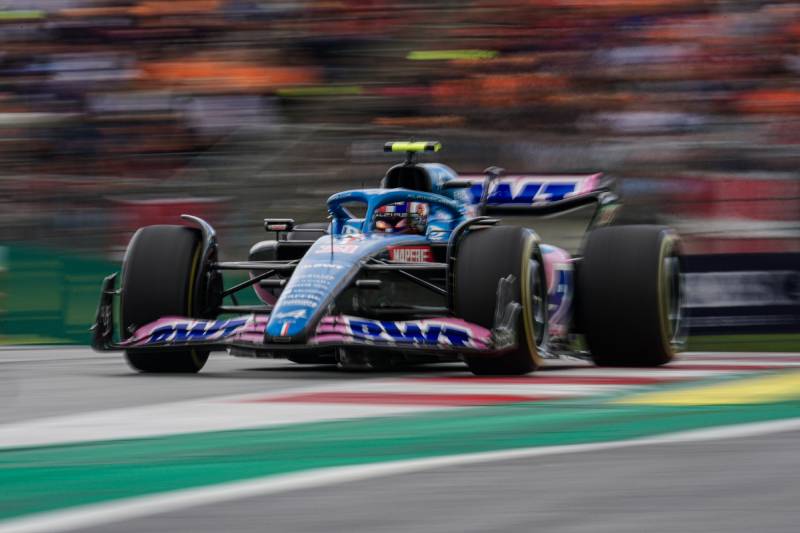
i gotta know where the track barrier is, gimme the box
[684,253,800,336]
[0,244,796,346]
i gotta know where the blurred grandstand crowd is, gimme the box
[0,0,798,255]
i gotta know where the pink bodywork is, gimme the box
[541,244,574,339]
[120,315,269,347]
[311,315,493,349]
[123,245,575,350]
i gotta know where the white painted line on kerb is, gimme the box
[1,355,792,449]
[0,382,445,450]
[2,416,800,533]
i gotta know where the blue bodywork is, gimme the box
[265,186,469,341]
[93,158,604,357]
[261,166,598,345]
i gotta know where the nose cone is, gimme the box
[264,233,429,341]
[265,237,353,340]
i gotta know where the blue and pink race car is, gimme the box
[92,141,685,375]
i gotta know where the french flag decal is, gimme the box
[280,322,291,336]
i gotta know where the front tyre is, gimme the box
[454,226,548,375]
[577,225,684,367]
[120,225,209,373]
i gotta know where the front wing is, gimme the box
[92,274,523,358]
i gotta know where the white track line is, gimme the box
[0,402,444,450]
[278,382,620,397]
[664,360,800,367]
[535,367,749,378]
[3,416,800,533]
[0,383,444,450]
[1,359,790,449]
[681,352,800,357]
[0,378,614,450]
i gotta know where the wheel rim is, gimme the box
[528,257,547,347]
[663,252,686,349]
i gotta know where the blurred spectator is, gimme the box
[0,0,797,253]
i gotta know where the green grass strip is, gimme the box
[2,399,800,520]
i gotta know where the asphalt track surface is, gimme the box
[3,347,800,533]
[0,347,409,423]
[90,431,800,533]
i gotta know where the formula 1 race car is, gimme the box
[92,141,685,375]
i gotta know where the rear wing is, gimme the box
[456,173,618,218]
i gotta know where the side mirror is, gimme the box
[264,218,295,232]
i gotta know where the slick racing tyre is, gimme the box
[120,225,209,373]
[454,226,548,375]
[577,225,684,367]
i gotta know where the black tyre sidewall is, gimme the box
[454,225,546,375]
[121,225,208,373]
[577,225,681,367]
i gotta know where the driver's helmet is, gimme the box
[373,201,429,235]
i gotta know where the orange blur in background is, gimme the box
[0,0,796,256]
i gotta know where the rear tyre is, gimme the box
[454,226,547,375]
[121,225,209,373]
[577,225,683,367]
